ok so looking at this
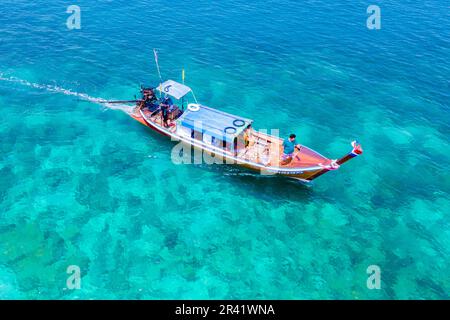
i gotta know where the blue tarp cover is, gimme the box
[177,105,253,142]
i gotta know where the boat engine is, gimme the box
[139,86,159,112]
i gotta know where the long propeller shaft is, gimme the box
[99,99,143,104]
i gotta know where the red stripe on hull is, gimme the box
[131,113,170,137]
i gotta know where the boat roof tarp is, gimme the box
[177,105,253,142]
[156,80,191,100]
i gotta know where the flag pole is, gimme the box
[153,48,163,98]
[181,68,198,104]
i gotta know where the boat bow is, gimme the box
[305,141,363,181]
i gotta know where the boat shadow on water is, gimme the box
[194,163,316,201]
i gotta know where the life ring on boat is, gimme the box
[187,103,200,112]
[224,126,237,134]
[233,119,245,127]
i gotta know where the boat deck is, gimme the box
[237,131,331,168]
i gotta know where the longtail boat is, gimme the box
[117,78,362,183]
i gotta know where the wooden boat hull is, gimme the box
[130,110,331,183]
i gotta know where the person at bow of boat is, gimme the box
[282,134,301,163]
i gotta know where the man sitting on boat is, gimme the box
[282,134,301,163]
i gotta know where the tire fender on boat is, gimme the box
[187,103,200,112]
[224,126,237,134]
[233,119,245,127]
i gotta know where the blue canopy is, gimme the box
[176,105,253,142]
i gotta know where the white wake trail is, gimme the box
[0,74,134,114]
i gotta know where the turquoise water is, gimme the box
[0,0,449,299]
